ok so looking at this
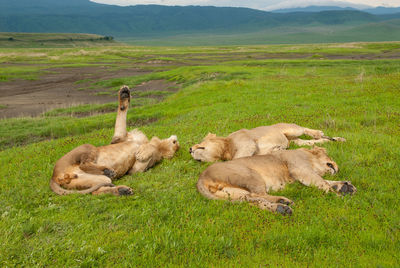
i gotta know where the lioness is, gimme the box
[50,86,179,196]
[197,146,356,215]
[190,123,345,162]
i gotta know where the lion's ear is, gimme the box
[206,133,216,139]
[311,146,327,155]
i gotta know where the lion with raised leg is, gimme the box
[50,85,180,196]
[190,123,346,162]
[197,146,356,215]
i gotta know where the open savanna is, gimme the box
[0,32,117,48]
[0,42,399,267]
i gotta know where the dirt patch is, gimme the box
[0,65,151,118]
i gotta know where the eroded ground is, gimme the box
[0,65,176,118]
[1,45,399,118]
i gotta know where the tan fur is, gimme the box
[50,86,179,196]
[196,147,356,215]
[190,123,346,162]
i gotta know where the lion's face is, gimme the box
[310,147,339,175]
[161,135,180,159]
[190,134,227,162]
[168,135,180,154]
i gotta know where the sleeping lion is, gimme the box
[197,146,356,215]
[50,86,179,196]
[190,123,345,162]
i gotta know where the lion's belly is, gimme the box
[96,144,139,177]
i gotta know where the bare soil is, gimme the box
[1,50,398,119]
[0,65,176,118]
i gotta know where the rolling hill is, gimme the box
[272,6,400,14]
[0,0,400,44]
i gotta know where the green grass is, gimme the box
[119,22,400,46]
[0,43,399,267]
[0,32,118,48]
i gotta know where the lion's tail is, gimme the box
[50,179,115,195]
[196,173,220,200]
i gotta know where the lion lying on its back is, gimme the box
[197,146,356,215]
[50,86,179,196]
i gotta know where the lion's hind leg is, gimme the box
[249,193,293,205]
[245,196,293,215]
[277,123,345,143]
[111,85,131,144]
[92,185,133,196]
[213,187,250,200]
[303,127,346,142]
[79,162,117,179]
[213,187,293,215]
[292,138,331,146]
[67,173,133,196]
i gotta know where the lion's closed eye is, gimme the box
[197,147,205,150]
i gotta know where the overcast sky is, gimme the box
[91,0,400,10]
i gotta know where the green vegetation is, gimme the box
[0,32,117,48]
[1,0,400,45]
[0,43,399,266]
[122,22,400,46]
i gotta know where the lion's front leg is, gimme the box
[129,143,161,174]
[135,143,157,162]
[129,159,153,174]
[289,167,332,193]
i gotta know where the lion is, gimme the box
[196,146,356,215]
[50,86,180,196]
[190,123,345,162]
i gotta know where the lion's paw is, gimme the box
[277,197,293,205]
[135,145,154,162]
[332,137,346,142]
[116,185,133,196]
[331,181,356,195]
[103,168,116,179]
[119,86,130,111]
[275,204,293,216]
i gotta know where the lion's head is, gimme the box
[152,135,180,159]
[190,133,233,162]
[308,146,339,175]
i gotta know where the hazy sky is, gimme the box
[91,0,400,10]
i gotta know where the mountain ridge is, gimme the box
[271,5,400,14]
[1,0,399,41]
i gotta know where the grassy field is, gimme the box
[0,32,117,48]
[120,21,400,46]
[0,42,399,266]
